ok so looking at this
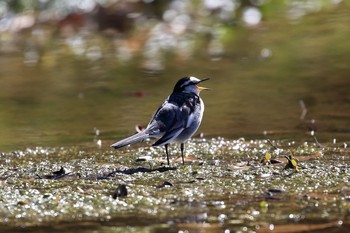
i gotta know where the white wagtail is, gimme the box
[111,76,209,165]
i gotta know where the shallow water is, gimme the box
[1,7,350,151]
[0,139,349,233]
[0,2,350,233]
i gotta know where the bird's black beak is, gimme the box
[199,78,210,83]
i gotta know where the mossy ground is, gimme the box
[0,138,349,232]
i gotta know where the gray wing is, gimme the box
[148,102,191,146]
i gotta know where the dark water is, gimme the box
[1,8,349,151]
[0,4,350,233]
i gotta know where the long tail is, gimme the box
[110,131,150,149]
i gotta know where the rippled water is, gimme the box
[0,3,350,233]
[1,7,349,151]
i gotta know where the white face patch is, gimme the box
[189,76,200,83]
[181,76,200,88]
[180,80,191,88]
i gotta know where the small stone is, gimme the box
[157,181,173,188]
[112,184,128,199]
[268,188,284,193]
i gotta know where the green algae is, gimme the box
[0,138,349,232]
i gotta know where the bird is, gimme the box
[111,76,209,165]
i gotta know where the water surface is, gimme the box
[1,7,349,150]
[0,3,349,233]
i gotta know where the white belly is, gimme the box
[174,98,204,143]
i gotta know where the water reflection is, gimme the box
[242,6,262,26]
[0,1,349,151]
[0,0,345,69]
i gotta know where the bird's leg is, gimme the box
[165,144,170,165]
[180,143,185,165]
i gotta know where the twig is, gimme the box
[299,100,307,120]
[313,135,324,148]
[267,139,278,150]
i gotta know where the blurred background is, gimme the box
[0,0,349,151]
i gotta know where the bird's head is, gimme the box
[173,76,210,94]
